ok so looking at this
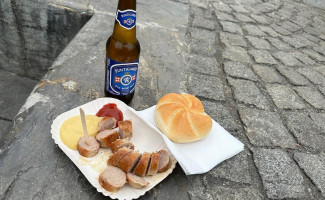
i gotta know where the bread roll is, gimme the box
[154,93,212,143]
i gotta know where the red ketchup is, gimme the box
[96,103,123,126]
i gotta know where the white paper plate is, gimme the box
[51,98,177,200]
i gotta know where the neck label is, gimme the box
[116,9,136,30]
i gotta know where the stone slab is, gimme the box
[0,119,11,137]
[239,106,296,148]
[253,148,307,199]
[187,73,225,101]
[285,112,325,151]
[266,84,306,109]
[228,78,269,109]
[252,65,284,83]
[276,65,310,86]
[294,86,325,110]
[0,70,38,120]
[202,100,240,131]
[207,150,252,184]
[224,62,258,81]
[294,152,325,197]
[208,186,263,200]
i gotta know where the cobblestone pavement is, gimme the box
[186,0,325,199]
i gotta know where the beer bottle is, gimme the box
[104,0,140,104]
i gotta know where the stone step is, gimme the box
[0,69,38,120]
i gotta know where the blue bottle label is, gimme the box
[116,9,136,30]
[106,57,138,96]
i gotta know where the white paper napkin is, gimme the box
[135,106,244,175]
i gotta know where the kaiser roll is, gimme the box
[154,93,212,143]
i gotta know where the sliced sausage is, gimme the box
[157,149,171,173]
[117,151,142,173]
[96,128,119,147]
[133,152,151,177]
[147,152,159,176]
[77,136,100,158]
[126,173,149,189]
[107,147,133,166]
[109,139,134,153]
[98,117,116,132]
[118,120,132,139]
[99,165,126,192]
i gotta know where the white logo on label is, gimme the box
[121,75,132,86]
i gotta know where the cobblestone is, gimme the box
[303,49,325,62]
[291,51,316,65]
[202,100,240,131]
[246,36,270,50]
[253,148,307,199]
[249,50,277,65]
[239,106,296,148]
[294,152,325,197]
[192,16,215,30]
[259,26,280,37]
[242,24,266,36]
[230,5,249,14]
[208,187,263,200]
[281,35,313,48]
[223,46,251,63]
[276,65,310,86]
[189,38,216,57]
[208,150,251,183]
[188,28,215,44]
[267,37,291,50]
[250,14,269,25]
[187,73,225,101]
[270,24,292,35]
[187,54,219,76]
[294,86,325,109]
[256,3,279,13]
[285,112,325,151]
[315,65,325,77]
[266,84,306,109]
[228,78,269,109]
[219,32,247,47]
[224,61,258,81]
[278,21,302,32]
[220,21,243,35]
[297,68,325,86]
[252,65,284,83]
[215,12,237,22]
[309,112,325,131]
[234,13,255,23]
[211,2,232,13]
[273,51,302,67]
[314,46,325,56]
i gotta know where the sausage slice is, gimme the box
[107,147,133,166]
[99,166,126,192]
[98,117,116,132]
[126,173,149,189]
[96,128,119,147]
[109,139,134,153]
[117,151,141,173]
[118,120,132,139]
[133,152,151,177]
[157,149,171,173]
[147,152,159,176]
[77,136,100,158]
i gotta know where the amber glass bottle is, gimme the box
[104,0,140,104]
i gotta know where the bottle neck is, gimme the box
[112,0,137,43]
